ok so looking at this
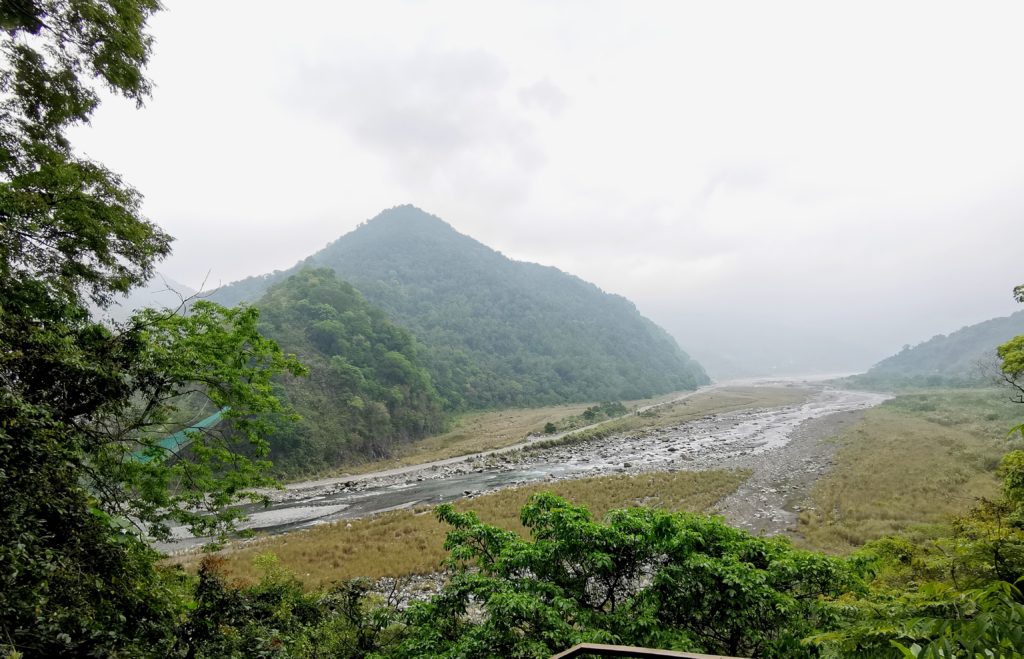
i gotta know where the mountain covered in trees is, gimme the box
[849,310,1024,388]
[214,205,708,408]
[256,269,447,475]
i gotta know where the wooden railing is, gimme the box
[550,643,747,659]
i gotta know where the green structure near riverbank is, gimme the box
[133,408,229,463]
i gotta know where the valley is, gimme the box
[128,209,1024,656]
[165,381,887,566]
[7,4,1024,655]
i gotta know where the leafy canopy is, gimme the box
[254,268,446,475]
[390,494,858,659]
[0,2,304,655]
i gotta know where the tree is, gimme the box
[998,284,1024,522]
[251,268,446,476]
[998,285,1024,424]
[389,494,857,658]
[0,2,303,654]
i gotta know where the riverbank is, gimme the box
[164,383,887,567]
[796,388,1019,552]
[162,384,821,550]
[168,468,750,587]
[713,407,870,536]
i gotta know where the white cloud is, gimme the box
[68,0,1024,375]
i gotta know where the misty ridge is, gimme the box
[101,200,1024,487]
[119,198,1024,394]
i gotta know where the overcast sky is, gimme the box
[71,1,1024,376]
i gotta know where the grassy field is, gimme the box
[332,402,596,474]
[167,386,1024,589]
[325,386,809,477]
[171,469,749,587]
[797,388,1023,553]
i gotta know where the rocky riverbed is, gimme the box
[712,407,870,536]
[163,384,888,552]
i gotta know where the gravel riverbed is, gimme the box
[163,385,888,552]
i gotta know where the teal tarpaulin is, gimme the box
[133,407,229,463]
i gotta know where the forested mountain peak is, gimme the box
[318,204,597,294]
[212,206,708,408]
[352,204,461,236]
[318,204,513,276]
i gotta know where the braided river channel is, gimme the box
[162,380,889,552]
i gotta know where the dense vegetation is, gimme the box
[170,467,1024,658]
[847,310,1024,389]
[167,496,861,658]
[256,269,447,475]
[0,3,301,655]
[212,205,709,409]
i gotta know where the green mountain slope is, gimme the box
[850,310,1024,387]
[256,269,447,475]
[215,205,708,408]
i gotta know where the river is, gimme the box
[162,380,888,552]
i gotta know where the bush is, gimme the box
[387,494,860,658]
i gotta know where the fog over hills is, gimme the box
[846,309,1024,388]
[97,274,197,323]
[70,2,1022,381]
[212,205,708,407]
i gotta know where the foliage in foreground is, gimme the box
[171,458,1024,659]
[810,448,1024,658]
[392,495,858,659]
[11,444,1014,657]
[0,2,303,654]
[174,495,862,658]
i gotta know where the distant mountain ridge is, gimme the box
[848,309,1024,387]
[212,205,708,407]
[95,273,197,323]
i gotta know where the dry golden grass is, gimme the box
[797,390,1021,554]
[332,402,596,476]
[166,385,808,586]
[169,469,748,588]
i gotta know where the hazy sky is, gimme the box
[71,1,1024,376]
